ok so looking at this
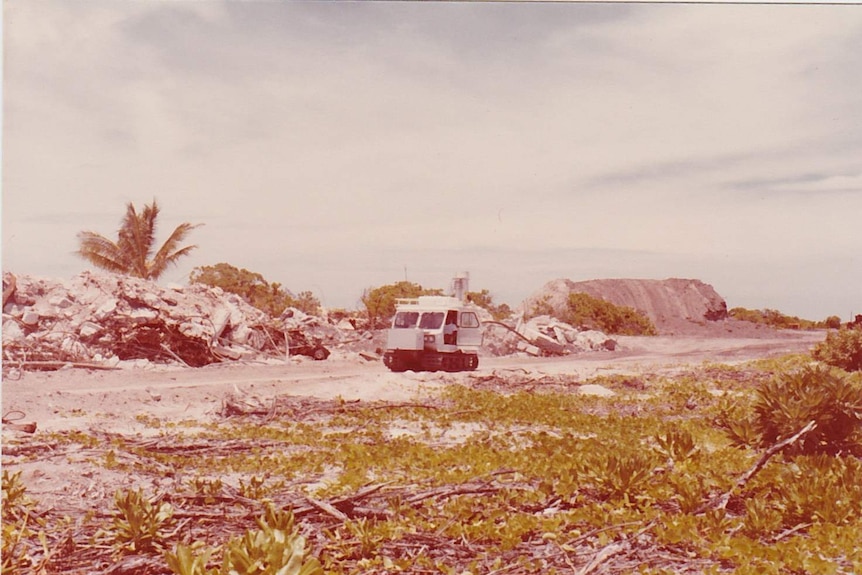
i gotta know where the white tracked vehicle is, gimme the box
[382,274,482,372]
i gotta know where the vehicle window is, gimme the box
[459,312,479,328]
[393,311,419,328]
[419,312,444,329]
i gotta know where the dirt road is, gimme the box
[2,331,823,437]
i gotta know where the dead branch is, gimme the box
[698,420,817,513]
[576,541,628,575]
[363,402,442,411]
[405,482,501,505]
[773,522,813,543]
[573,421,816,575]
[159,343,191,367]
[102,554,163,575]
[1,421,37,433]
[2,410,37,433]
[4,360,122,371]
[306,496,349,522]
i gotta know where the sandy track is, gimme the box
[2,330,823,437]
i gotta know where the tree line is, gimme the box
[75,200,511,326]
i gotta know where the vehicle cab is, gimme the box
[384,296,482,372]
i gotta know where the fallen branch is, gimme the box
[405,483,501,505]
[159,343,191,368]
[576,541,627,575]
[698,420,817,513]
[307,496,349,522]
[577,420,819,574]
[2,410,36,433]
[1,421,37,433]
[4,360,122,372]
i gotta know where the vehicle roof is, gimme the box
[394,296,477,311]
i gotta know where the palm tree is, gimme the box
[77,200,201,280]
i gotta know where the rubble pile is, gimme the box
[1,271,622,371]
[1,272,363,370]
[482,315,616,357]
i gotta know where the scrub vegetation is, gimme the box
[812,327,862,372]
[530,293,657,336]
[4,352,861,574]
[190,262,321,317]
[360,282,511,328]
[728,307,838,331]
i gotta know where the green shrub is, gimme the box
[190,263,320,316]
[166,505,322,575]
[752,365,862,456]
[2,470,41,573]
[466,289,512,320]
[813,328,862,372]
[529,295,555,318]
[360,281,442,328]
[2,470,31,522]
[225,505,321,575]
[562,292,657,336]
[108,488,174,554]
[728,307,820,330]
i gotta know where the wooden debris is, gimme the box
[2,410,37,433]
[1,271,353,371]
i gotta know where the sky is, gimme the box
[2,1,861,320]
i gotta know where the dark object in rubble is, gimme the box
[287,329,330,361]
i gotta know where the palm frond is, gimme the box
[77,200,200,280]
[151,222,201,264]
[148,224,200,279]
[117,201,159,278]
[76,231,128,273]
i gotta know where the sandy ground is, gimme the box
[0,328,827,575]
[2,330,824,437]
[0,327,826,575]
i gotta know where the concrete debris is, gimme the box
[482,315,616,357]
[1,271,618,372]
[1,271,373,372]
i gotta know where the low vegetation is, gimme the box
[4,352,861,573]
[562,292,657,335]
[360,281,443,328]
[360,282,512,327]
[728,307,837,330]
[190,262,321,316]
[812,327,862,372]
[529,293,656,335]
[526,292,657,336]
[466,289,512,321]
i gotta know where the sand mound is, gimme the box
[522,278,728,334]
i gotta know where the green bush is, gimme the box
[2,470,41,573]
[728,307,822,330]
[562,292,657,336]
[360,281,442,328]
[466,289,512,320]
[165,505,322,575]
[109,488,174,554]
[752,365,862,456]
[529,295,555,318]
[190,263,320,316]
[813,328,862,372]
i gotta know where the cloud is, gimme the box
[726,172,862,197]
[4,1,861,320]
